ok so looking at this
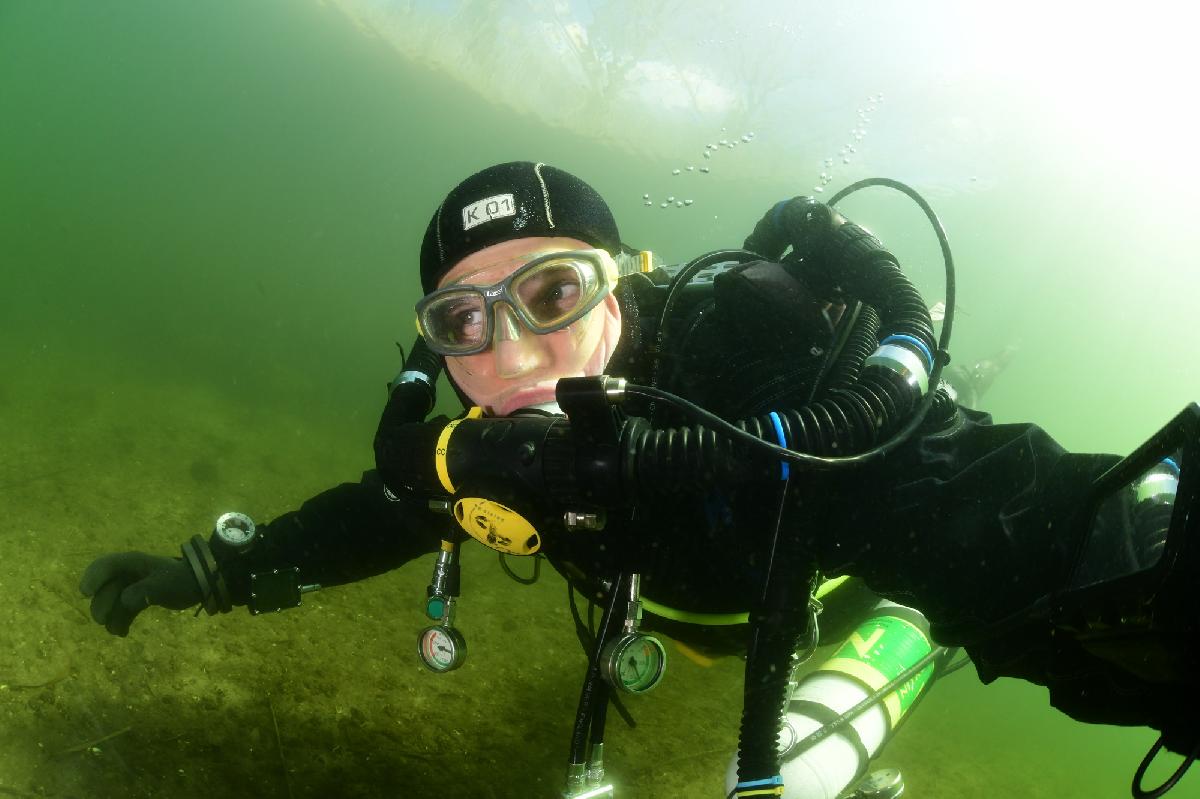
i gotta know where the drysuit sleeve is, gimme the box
[800,409,1194,746]
[211,469,446,607]
[801,409,1111,631]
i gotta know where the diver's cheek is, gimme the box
[446,357,501,409]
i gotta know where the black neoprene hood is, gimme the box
[419,161,622,294]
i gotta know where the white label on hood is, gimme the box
[462,193,515,231]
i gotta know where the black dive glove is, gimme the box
[742,196,840,262]
[79,553,203,637]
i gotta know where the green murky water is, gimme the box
[2,2,1198,796]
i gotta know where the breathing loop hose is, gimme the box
[606,178,958,498]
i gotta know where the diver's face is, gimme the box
[437,237,622,417]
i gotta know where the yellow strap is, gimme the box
[814,574,850,600]
[642,575,851,626]
[434,406,483,494]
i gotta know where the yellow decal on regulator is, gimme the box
[453,497,541,555]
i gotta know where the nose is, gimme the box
[491,302,545,378]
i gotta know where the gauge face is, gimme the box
[612,635,666,693]
[418,626,465,673]
[215,512,256,547]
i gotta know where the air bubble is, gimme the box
[672,169,681,175]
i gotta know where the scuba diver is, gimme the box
[79,162,1199,798]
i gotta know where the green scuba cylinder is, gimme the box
[725,600,936,799]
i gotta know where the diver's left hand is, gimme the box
[79,552,202,636]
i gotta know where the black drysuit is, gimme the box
[207,254,1186,747]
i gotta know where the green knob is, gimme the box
[425,596,446,620]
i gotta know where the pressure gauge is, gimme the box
[418,625,467,673]
[213,512,257,554]
[601,633,666,694]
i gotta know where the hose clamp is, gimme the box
[864,343,930,396]
[389,369,433,394]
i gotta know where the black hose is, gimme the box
[788,645,947,761]
[819,302,875,395]
[835,225,934,344]
[737,599,813,786]
[565,581,637,732]
[735,483,819,790]
[614,204,954,486]
[499,552,541,585]
[401,334,444,385]
[618,180,955,484]
[1132,736,1199,798]
[374,336,445,486]
[568,573,626,765]
[622,371,926,498]
[829,176,956,373]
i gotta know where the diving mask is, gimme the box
[416,248,619,357]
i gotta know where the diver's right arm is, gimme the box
[79,469,444,636]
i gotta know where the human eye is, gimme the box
[450,305,483,341]
[434,298,484,345]
[519,266,583,321]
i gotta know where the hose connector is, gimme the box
[864,335,932,398]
